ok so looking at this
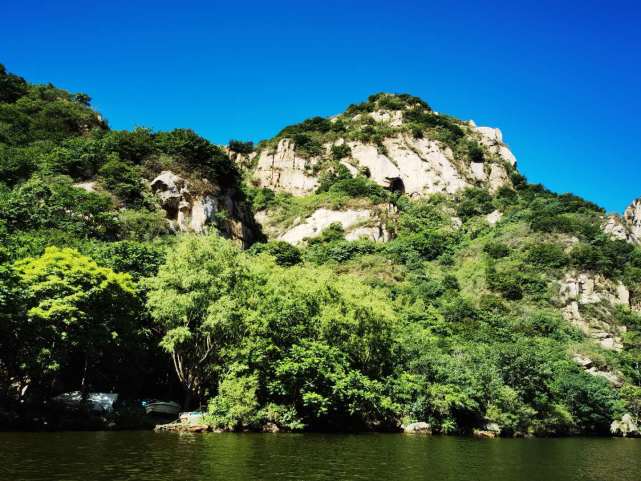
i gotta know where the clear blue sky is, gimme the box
[2,0,640,212]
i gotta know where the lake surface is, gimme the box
[2,431,640,481]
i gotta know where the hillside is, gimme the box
[2,65,641,437]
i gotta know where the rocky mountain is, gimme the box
[3,65,641,436]
[250,93,516,198]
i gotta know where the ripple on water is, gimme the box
[1,432,641,481]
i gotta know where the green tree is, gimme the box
[13,247,141,399]
[146,235,253,407]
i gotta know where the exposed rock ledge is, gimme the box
[572,354,623,387]
[601,197,641,245]
[624,197,641,242]
[150,171,258,247]
[270,207,392,245]
[559,272,629,352]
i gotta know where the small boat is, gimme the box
[52,392,119,413]
[144,400,181,416]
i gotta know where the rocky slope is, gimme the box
[250,93,516,198]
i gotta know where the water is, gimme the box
[1,432,640,481]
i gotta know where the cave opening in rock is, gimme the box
[386,177,405,194]
[164,203,179,220]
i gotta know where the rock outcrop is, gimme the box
[559,272,629,352]
[264,207,392,245]
[252,102,517,198]
[602,215,634,243]
[624,197,641,242]
[611,414,640,437]
[150,171,258,247]
[402,422,432,434]
[572,354,624,387]
[602,197,641,245]
[474,126,517,167]
[485,210,503,226]
[254,134,514,197]
[253,139,320,196]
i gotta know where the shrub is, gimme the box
[0,64,28,103]
[156,129,236,181]
[247,186,276,211]
[117,209,169,241]
[98,155,145,206]
[328,176,389,202]
[316,164,353,193]
[570,238,633,276]
[292,133,323,157]
[279,116,333,137]
[484,241,510,259]
[251,241,302,267]
[228,139,254,154]
[330,143,351,160]
[208,373,260,431]
[486,264,523,300]
[102,128,156,165]
[456,188,495,220]
[526,243,568,269]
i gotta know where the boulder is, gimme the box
[402,422,432,434]
[485,210,503,226]
[73,181,97,193]
[473,429,497,439]
[262,422,280,433]
[484,422,502,435]
[611,414,640,437]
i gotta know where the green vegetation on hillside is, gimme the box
[1,65,641,436]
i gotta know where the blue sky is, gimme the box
[2,0,640,212]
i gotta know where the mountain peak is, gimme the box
[250,93,518,197]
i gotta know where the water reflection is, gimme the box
[1,432,640,481]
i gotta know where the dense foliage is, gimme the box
[1,65,640,436]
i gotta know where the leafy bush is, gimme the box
[316,164,353,193]
[98,155,145,206]
[570,238,634,276]
[484,241,510,259]
[228,139,254,154]
[251,241,302,267]
[156,129,236,181]
[525,243,568,269]
[328,176,389,202]
[0,64,28,103]
[330,143,351,160]
[456,188,495,220]
[102,128,156,164]
[292,133,323,157]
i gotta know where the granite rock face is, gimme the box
[559,272,629,352]
[253,139,320,196]
[251,109,516,198]
[624,197,641,242]
[255,206,393,245]
[150,171,258,247]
